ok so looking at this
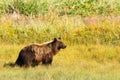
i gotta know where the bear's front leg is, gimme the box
[42,54,53,65]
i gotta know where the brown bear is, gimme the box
[15,38,66,67]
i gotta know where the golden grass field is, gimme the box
[0,44,120,80]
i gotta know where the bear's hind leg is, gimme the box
[15,54,25,67]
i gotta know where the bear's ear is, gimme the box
[58,37,61,40]
[53,38,57,42]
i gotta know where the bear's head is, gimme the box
[52,37,67,52]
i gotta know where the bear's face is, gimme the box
[53,38,67,50]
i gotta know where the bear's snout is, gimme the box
[63,45,67,49]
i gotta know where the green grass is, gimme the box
[0,44,120,80]
[0,0,120,16]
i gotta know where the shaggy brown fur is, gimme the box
[15,38,66,67]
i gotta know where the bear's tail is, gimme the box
[4,62,16,67]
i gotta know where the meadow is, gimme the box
[0,0,120,80]
[0,44,120,80]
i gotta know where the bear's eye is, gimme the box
[59,42,63,45]
[59,42,64,47]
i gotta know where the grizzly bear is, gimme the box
[15,38,66,67]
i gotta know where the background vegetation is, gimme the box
[0,17,120,45]
[0,0,120,80]
[0,0,120,16]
